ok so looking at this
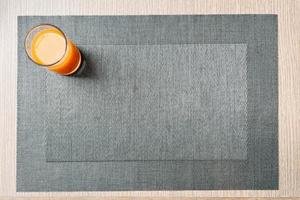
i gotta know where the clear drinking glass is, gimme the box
[25,24,82,75]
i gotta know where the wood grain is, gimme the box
[0,0,299,198]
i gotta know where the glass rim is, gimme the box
[24,23,68,67]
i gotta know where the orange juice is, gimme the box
[26,25,81,75]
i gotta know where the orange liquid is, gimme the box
[31,28,81,75]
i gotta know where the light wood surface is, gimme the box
[0,0,300,198]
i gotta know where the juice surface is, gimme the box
[31,28,66,65]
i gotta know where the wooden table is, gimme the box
[0,0,299,199]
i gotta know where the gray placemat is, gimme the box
[46,44,247,161]
[17,15,278,191]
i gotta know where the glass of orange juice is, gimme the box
[25,24,82,75]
